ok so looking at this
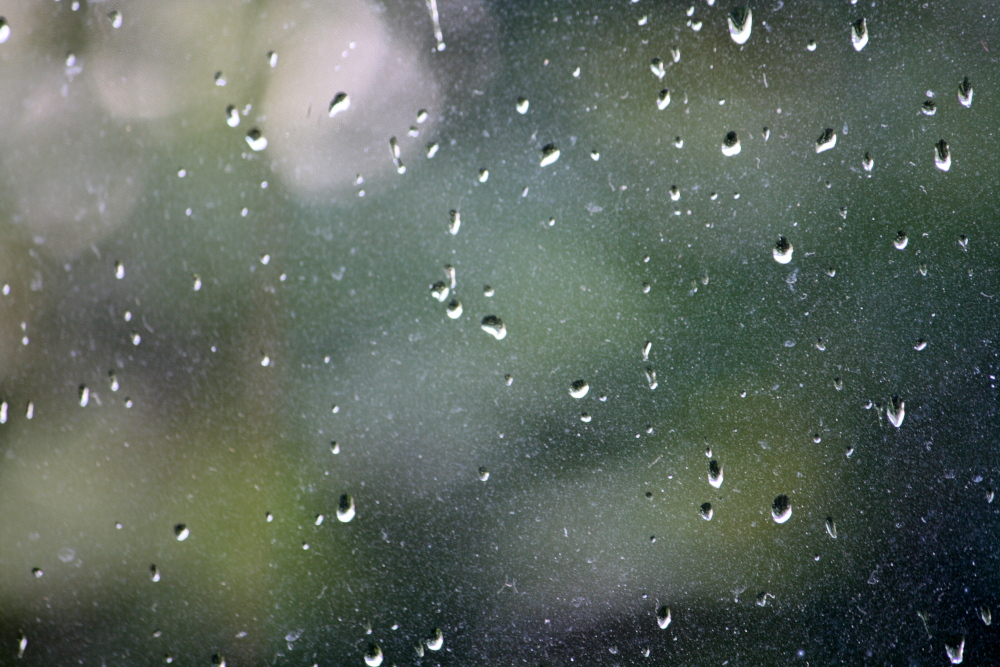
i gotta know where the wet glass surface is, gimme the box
[0,0,997,664]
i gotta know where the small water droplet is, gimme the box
[32,567,42,578]
[0,401,7,424]
[656,88,671,110]
[225,105,240,127]
[17,631,26,658]
[944,636,965,664]
[429,281,449,302]
[426,628,444,651]
[174,524,189,541]
[78,384,89,407]
[114,261,125,279]
[851,18,868,51]
[642,341,651,361]
[25,401,34,419]
[914,338,927,351]
[673,136,684,148]
[108,10,123,29]
[918,263,928,276]
[330,441,341,454]
[958,76,973,108]
[958,235,969,251]
[445,299,462,319]
[569,380,590,399]
[483,285,494,297]
[728,7,752,44]
[150,564,160,582]
[644,367,658,390]
[656,605,672,629]
[721,131,741,156]
[815,128,837,153]
[834,377,843,391]
[650,58,666,80]
[708,460,723,489]
[862,152,874,172]
[887,395,905,428]
[426,142,439,158]
[481,315,506,340]
[540,144,560,167]
[771,495,792,523]
[515,97,530,114]
[979,605,992,626]
[825,517,837,539]
[671,47,681,62]
[773,236,793,264]
[337,493,356,522]
[806,39,817,51]
[477,168,489,182]
[921,98,937,115]
[329,93,350,117]
[364,643,383,667]
[0,18,10,44]
[700,502,714,520]
[478,466,490,481]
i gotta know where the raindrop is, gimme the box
[0,18,10,44]
[427,142,439,158]
[114,261,125,279]
[979,605,992,626]
[642,341,652,361]
[569,380,590,399]
[944,636,964,664]
[851,18,868,51]
[0,401,6,424]
[656,89,671,110]
[267,51,278,68]
[834,377,843,391]
[721,131,741,156]
[815,128,837,153]
[887,395,905,428]
[481,315,506,340]
[644,367,658,390]
[771,495,792,523]
[214,71,226,86]
[516,97,530,114]
[650,58,666,80]
[825,517,837,539]
[17,631,26,659]
[958,76,973,108]
[150,564,160,582]
[671,47,681,63]
[918,263,928,276]
[245,128,267,151]
[108,10,123,29]
[364,643,384,667]
[337,493,356,522]
[700,502,714,520]
[590,150,600,161]
[174,524,189,541]
[212,654,226,667]
[328,93,351,117]
[656,605,672,629]
[478,467,490,481]
[483,285,495,297]
[265,511,274,522]
[673,136,684,148]
[79,384,89,407]
[416,109,428,123]
[862,152,874,172]
[429,281,449,302]
[226,105,240,127]
[260,353,271,367]
[773,236,793,264]
[708,460,723,489]
[806,39,817,51]
[192,275,202,291]
[445,299,463,319]
[958,235,969,251]
[331,441,341,454]
[447,210,460,235]
[540,144,561,167]
[728,7,752,45]
[504,374,513,386]
[426,628,444,651]
[478,168,489,182]
[893,231,908,250]
[25,401,34,419]
[934,139,951,171]
[814,338,826,351]
[314,514,324,526]
[914,338,927,351]
[921,99,937,116]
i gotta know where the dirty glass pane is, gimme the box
[0,0,998,664]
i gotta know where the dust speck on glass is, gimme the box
[0,0,996,665]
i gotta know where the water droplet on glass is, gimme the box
[914,338,927,351]
[979,605,992,626]
[260,353,271,367]
[671,46,681,62]
[862,152,874,172]
[426,142,439,158]
[108,10,123,29]
[174,524,189,541]
[426,628,444,651]
[429,281,449,302]
[806,39,817,51]
[445,299,462,319]
[114,261,125,279]
[771,494,792,523]
[212,654,226,667]
[214,71,226,86]
[31,567,42,579]
[481,315,506,340]
[921,99,937,116]
[642,341,652,361]
[447,210,460,235]
[700,502,714,520]
[656,605,672,629]
[483,285,494,297]
[516,97,530,114]
[773,236,793,264]
[935,139,951,171]
[958,235,969,251]
[25,401,34,419]
[958,76,973,108]
[815,128,837,153]
[674,136,684,148]
[330,441,341,454]
[656,89,671,110]
[78,384,89,407]
[893,231,908,250]
[645,367,658,390]
[540,144,560,167]
[572,66,581,78]
[150,564,160,582]
[364,643,383,667]
[17,631,26,658]
[192,274,202,291]
[728,7,752,45]
[245,128,267,151]
[650,58,666,80]
[329,93,351,117]
[226,105,240,128]
[569,380,590,399]
[416,109,429,124]
[721,131,741,156]
[834,377,843,391]
[918,263,928,276]
[851,18,868,51]
[944,636,965,664]
[0,18,10,44]
[477,168,489,182]
[0,401,7,424]
[825,517,837,539]
[478,466,490,481]
[708,460,723,488]
[265,511,274,522]
[337,493,356,522]
[887,395,905,428]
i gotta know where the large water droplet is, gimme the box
[656,605,672,629]
[934,139,951,171]
[540,144,560,167]
[921,99,937,116]
[656,89,671,110]
[481,315,506,340]
[329,93,351,117]
[245,128,267,151]
[426,628,444,651]
[887,395,905,428]
[771,495,792,523]
[364,643,384,667]
[893,231,908,250]
[944,636,965,664]
[445,299,463,319]
[108,10,123,29]
[569,380,590,399]
[337,493,356,522]
[851,18,868,51]
[773,236,793,264]
[958,76,973,108]
[708,460,723,489]
[721,131,741,156]
[815,128,837,153]
[728,7,752,45]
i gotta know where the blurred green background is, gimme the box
[0,0,997,664]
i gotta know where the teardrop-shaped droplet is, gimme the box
[656,605,672,629]
[934,139,951,171]
[887,395,905,428]
[569,380,590,399]
[337,493,356,522]
[364,643,384,667]
[656,88,671,110]
[708,460,723,489]
[773,236,793,264]
[958,76,973,108]
[700,502,713,521]
[825,517,837,539]
[771,494,792,523]
[851,18,868,51]
[815,128,837,153]
[328,92,351,117]
[540,144,560,167]
[426,628,444,651]
[728,7,752,45]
